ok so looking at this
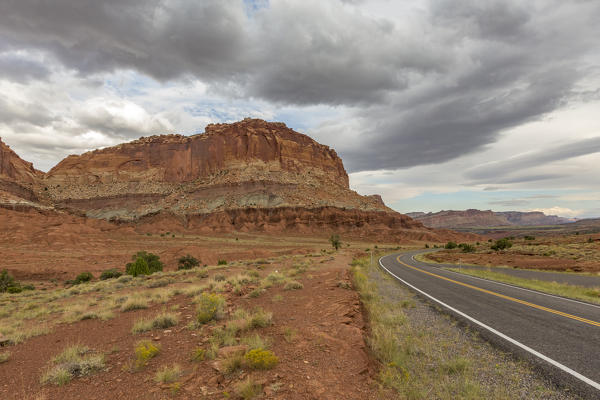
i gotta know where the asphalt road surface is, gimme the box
[379,250,600,399]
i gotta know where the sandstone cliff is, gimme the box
[42,119,386,220]
[410,209,573,228]
[0,138,43,206]
[1,119,479,242]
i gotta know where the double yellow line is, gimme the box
[396,256,600,328]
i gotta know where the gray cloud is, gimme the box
[0,52,50,82]
[466,136,600,181]
[0,0,599,175]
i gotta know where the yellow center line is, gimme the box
[396,256,600,328]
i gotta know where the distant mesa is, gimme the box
[407,209,575,229]
[1,119,476,242]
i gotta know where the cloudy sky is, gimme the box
[1,0,599,218]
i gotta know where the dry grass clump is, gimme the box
[190,347,206,361]
[227,308,272,332]
[132,312,179,333]
[0,351,10,363]
[196,292,226,324]
[235,377,263,400]
[241,333,271,350]
[41,344,104,385]
[154,364,182,383]
[266,272,285,284]
[283,280,303,290]
[120,296,149,312]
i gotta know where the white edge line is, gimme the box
[410,254,600,310]
[378,255,600,392]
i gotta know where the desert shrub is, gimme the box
[217,259,228,265]
[190,348,206,362]
[73,272,93,284]
[249,308,272,328]
[126,251,163,276]
[41,344,105,385]
[266,272,284,283]
[491,238,513,251]
[235,377,263,400]
[524,235,535,241]
[588,237,594,243]
[0,269,20,293]
[154,364,181,383]
[117,275,132,283]
[7,286,22,293]
[100,269,122,280]
[126,258,150,277]
[223,353,244,374]
[134,340,160,369]
[178,254,200,270]
[121,296,148,312]
[132,312,178,333]
[445,241,458,249]
[283,280,303,290]
[0,352,10,363]
[22,284,35,291]
[145,278,173,288]
[196,292,226,324]
[424,244,429,248]
[337,281,351,289]
[244,349,279,369]
[249,288,265,298]
[242,333,270,350]
[460,244,476,253]
[213,274,226,282]
[329,233,341,250]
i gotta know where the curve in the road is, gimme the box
[379,251,600,397]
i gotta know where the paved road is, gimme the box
[380,250,600,399]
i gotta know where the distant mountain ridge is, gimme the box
[406,209,575,228]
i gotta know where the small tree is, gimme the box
[178,255,200,270]
[445,241,457,249]
[126,251,163,276]
[0,269,17,293]
[127,257,150,277]
[329,234,341,251]
[491,238,512,251]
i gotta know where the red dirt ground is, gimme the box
[0,252,383,400]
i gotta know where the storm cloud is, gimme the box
[0,0,599,213]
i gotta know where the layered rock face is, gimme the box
[0,138,42,205]
[42,119,386,220]
[409,209,573,228]
[2,119,479,242]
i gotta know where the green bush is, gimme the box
[491,238,513,251]
[217,259,227,266]
[524,235,535,241]
[461,244,476,253]
[0,270,19,293]
[126,258,149,277]
[126,251,163,276]
[7,286,22,294]
[100,269,122,280]
[445,241,458,249]
[329,234,341,250]
[177,254,200,270]
[73,272,93,284]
